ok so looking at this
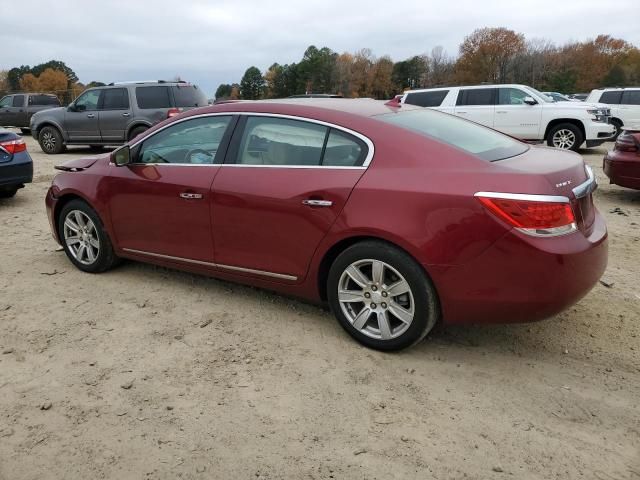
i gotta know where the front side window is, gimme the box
[137,116,232,164]
[457,88,495,106]
[498,88,530,105]
[102,88,130,110]
[12,95,24,107]
[376,109,528,162]
[74,90,101,111]
[0,96,11,108]
[136,86,172,109]
[236,117,327,166]
[622,90,640,106]
[405,90,449,108]
[600,91,622,104]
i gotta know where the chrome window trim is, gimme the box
[122,248,298,281]
[572,164,597,199]
[119,111,375,168]
[474,191,570,203]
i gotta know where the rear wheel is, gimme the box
[89,145,104,152]
[128,126,148,141]
[546,123,583,151]
[610,119,623,140]
[327,241,439,351]
[58,199,119,273]
[39,126,65,154]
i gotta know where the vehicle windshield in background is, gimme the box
[376,109,529,161]
[524,86,553,103]
[171,85,208,107]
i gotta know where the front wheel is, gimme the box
[327,241,439,351]
[546,123,583,151]
[58,199,120,273]
[38,126,66,154]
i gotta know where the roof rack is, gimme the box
[106,80,188,86]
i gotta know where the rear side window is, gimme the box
[599,91,622,104]
[136,86,171,109]
[102,88,130,109]
[323,129,366,167]
[376,109,528,162]
[621,90,640,106]
[29,95,60,106]
[171,85,208,108]
[12,95,24,107]
[404,90,449,108]
[457,88,496,106]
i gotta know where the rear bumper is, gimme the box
[0,156,33,188]
[429,212,608,325]
[603,152,640,190]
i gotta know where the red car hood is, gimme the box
[54,155,107,172]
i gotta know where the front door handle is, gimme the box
[180,192,203,200]
[87,113,95,118]
[496,111,508,114]
[457,111,467,114]
[302,199,333,207]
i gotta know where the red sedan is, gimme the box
[603,129,640,190]
[45,99,607,350]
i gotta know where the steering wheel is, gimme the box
[185,148,214,164]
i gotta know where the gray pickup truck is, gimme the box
[0,93,61,132]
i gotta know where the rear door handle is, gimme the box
[496,111,507,114]
[457,111,467,114]
[302,199,333,207]
[87,113,95,118]
[122,112,130,117]
[180,192,203,199]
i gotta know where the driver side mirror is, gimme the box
[67,104,76,112]
[524,96,537,105]
[113,146,131,166]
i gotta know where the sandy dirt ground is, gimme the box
[1,131,639,480]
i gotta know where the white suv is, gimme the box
[585,88,640,136]
[400,84,615,151]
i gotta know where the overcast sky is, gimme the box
[2,0,638,96]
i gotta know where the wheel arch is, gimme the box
[126,122,152,140]
[53,192,104,239]
[36,121,67,141]
[543,118,585,141]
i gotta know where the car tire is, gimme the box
[128,126,148,142]
[0,187,18,198]
[327,240,439,351]
[89,145,104,152]
[38,126,66,154]
[58,199,120,273]
[546,123,583,151]
[610,119,623,140]
[20,128,30,135]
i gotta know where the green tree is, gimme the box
[215,83,233,100]
[240,67,264,99]
[31,60,78,84]
[7,65,31,91]
[603,64,626,87]
[297,46,337,93]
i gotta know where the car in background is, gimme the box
[30,80,208,154]
[46,99,607,351]
[586,87,640,138]
[568,93,589,101]
[0,93,60,133]
[288,94,343,98]
[543,92,575,102]
[603,127,640,190]
[0,129,33,198]
[400,84,615,151]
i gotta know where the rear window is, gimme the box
[171,85,207,108]
[376,109,528,162]
[136,86,172,109]
[599,91,622,104]
[29,95,60,106]
[404,90,449,107]
[622,90,640,106]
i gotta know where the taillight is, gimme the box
[614,133,639,153]
[475,193,577,237]
[0,138,27,154]
[167,108,181,118]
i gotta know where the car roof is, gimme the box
[404,84,528,93]
[196,98,423,119]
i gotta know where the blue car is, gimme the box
[0,129,33,198]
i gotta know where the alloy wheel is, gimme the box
[552,129,576,149]
[337,259,415,341]
[63,210,100,265]
[41,131,56,152]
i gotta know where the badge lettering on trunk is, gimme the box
[556,180,572,188]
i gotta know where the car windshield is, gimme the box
[524,86,553,103]
[376,108,529,162]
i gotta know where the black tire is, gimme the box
[38,126,66,154]
[128,126,148,142]
[20,128,30,135]
[0,187,18,198]
[89,145,104,152]
[546,123,583,151]
[57,199,120,273]
[327,240,440,351]
[610,119,623,140]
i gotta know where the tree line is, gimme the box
[217,28,640,101]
